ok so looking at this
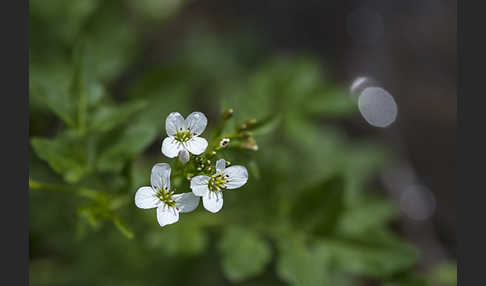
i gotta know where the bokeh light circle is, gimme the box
[358,86,398,127]
[399,185,436,221]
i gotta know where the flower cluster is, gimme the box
[135,111,249,227]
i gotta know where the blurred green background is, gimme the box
[29,0,456,285]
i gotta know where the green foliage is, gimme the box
[31,134,92,183]
[276,237,332,286]
[429,262,457,286]
[29,2,454,286]
[290,176,345,235]
[219,226,272,282]
[317,231,417,278]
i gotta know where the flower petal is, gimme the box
[185,137,208,155]
[135,186,160,209]
[223,165,248,189]
[178,149,190,164]
[202,191,223,213]
[185,111,207,136]
[173,192,200,213]
[166,112,186,136]
[190,175,210,196]
[215,159,226,173]
[162,137,184,158]
[156,204,179,227]
[151,163,171,191]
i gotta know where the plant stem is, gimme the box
[29,178,105,202]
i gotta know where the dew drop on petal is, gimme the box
[358,86,398,127]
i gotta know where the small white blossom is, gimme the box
[161,112,208,158]
[135,163,199,227]
[190,159,248,213]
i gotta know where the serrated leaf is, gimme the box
[218,226,271,282]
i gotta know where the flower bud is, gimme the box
[240,131,252,138]
[178,149,190,164]
[222,108,234,120]
[244,119,257,127]
[241,137,258,151]
[219,138,230,148]
[237,123,247,132]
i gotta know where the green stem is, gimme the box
[29,178,105,202]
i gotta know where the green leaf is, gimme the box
[30,81,77,127]
[290,175,345,235]
[276,237,331,286]
[96,119,159,172]
[303,87,357,117]
[95,71,192,172]
[31,135,93,183]
[429,262,457,286]
[89,100,147,133]
[82,2,140,81]
[317,230,418,278]
[218,226,271,282]
[145,219,208,257]
[337,196,398,235]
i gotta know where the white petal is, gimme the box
[223,165,248,189]
[162,137,184,158]
[185,137,208,155]
[173,192,200,213]
[165,112,186,136]
[202,191,223,213]
[185,111,207,136]
[178,149,190,164]
[156,205,179,227]
[134,186,160,209]
[190,175,210,196]
[151,163,171,191]
[215,159,226,173]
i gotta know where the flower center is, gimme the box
[155,189,176,207]
[174,130,193,142]
[208,173,228,192]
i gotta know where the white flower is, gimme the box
[190,159,248,213]
[161,112,208,158]
[135,163,199,227]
